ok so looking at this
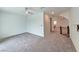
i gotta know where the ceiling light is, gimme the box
[54,21,57,25]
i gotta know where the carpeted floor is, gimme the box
[0,32,76,52]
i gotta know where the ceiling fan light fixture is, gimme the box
[25,7,33,15]
[25,9,33,15]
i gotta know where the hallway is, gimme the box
[0,32,76,52]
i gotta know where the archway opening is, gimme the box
[50,15,70,37]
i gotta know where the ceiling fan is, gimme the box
[25,8,34,15]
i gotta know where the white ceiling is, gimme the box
[0,7,70,16]
[0,7,26,15]
[43,7,70,15]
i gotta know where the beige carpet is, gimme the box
[0,32,76,52]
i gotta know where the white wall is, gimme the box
[26,12,44,37]
[0,10,44,40]
[44,14,50,36]
[0,11,27,39]
[60,9,71,20]
[70,8,79,51]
